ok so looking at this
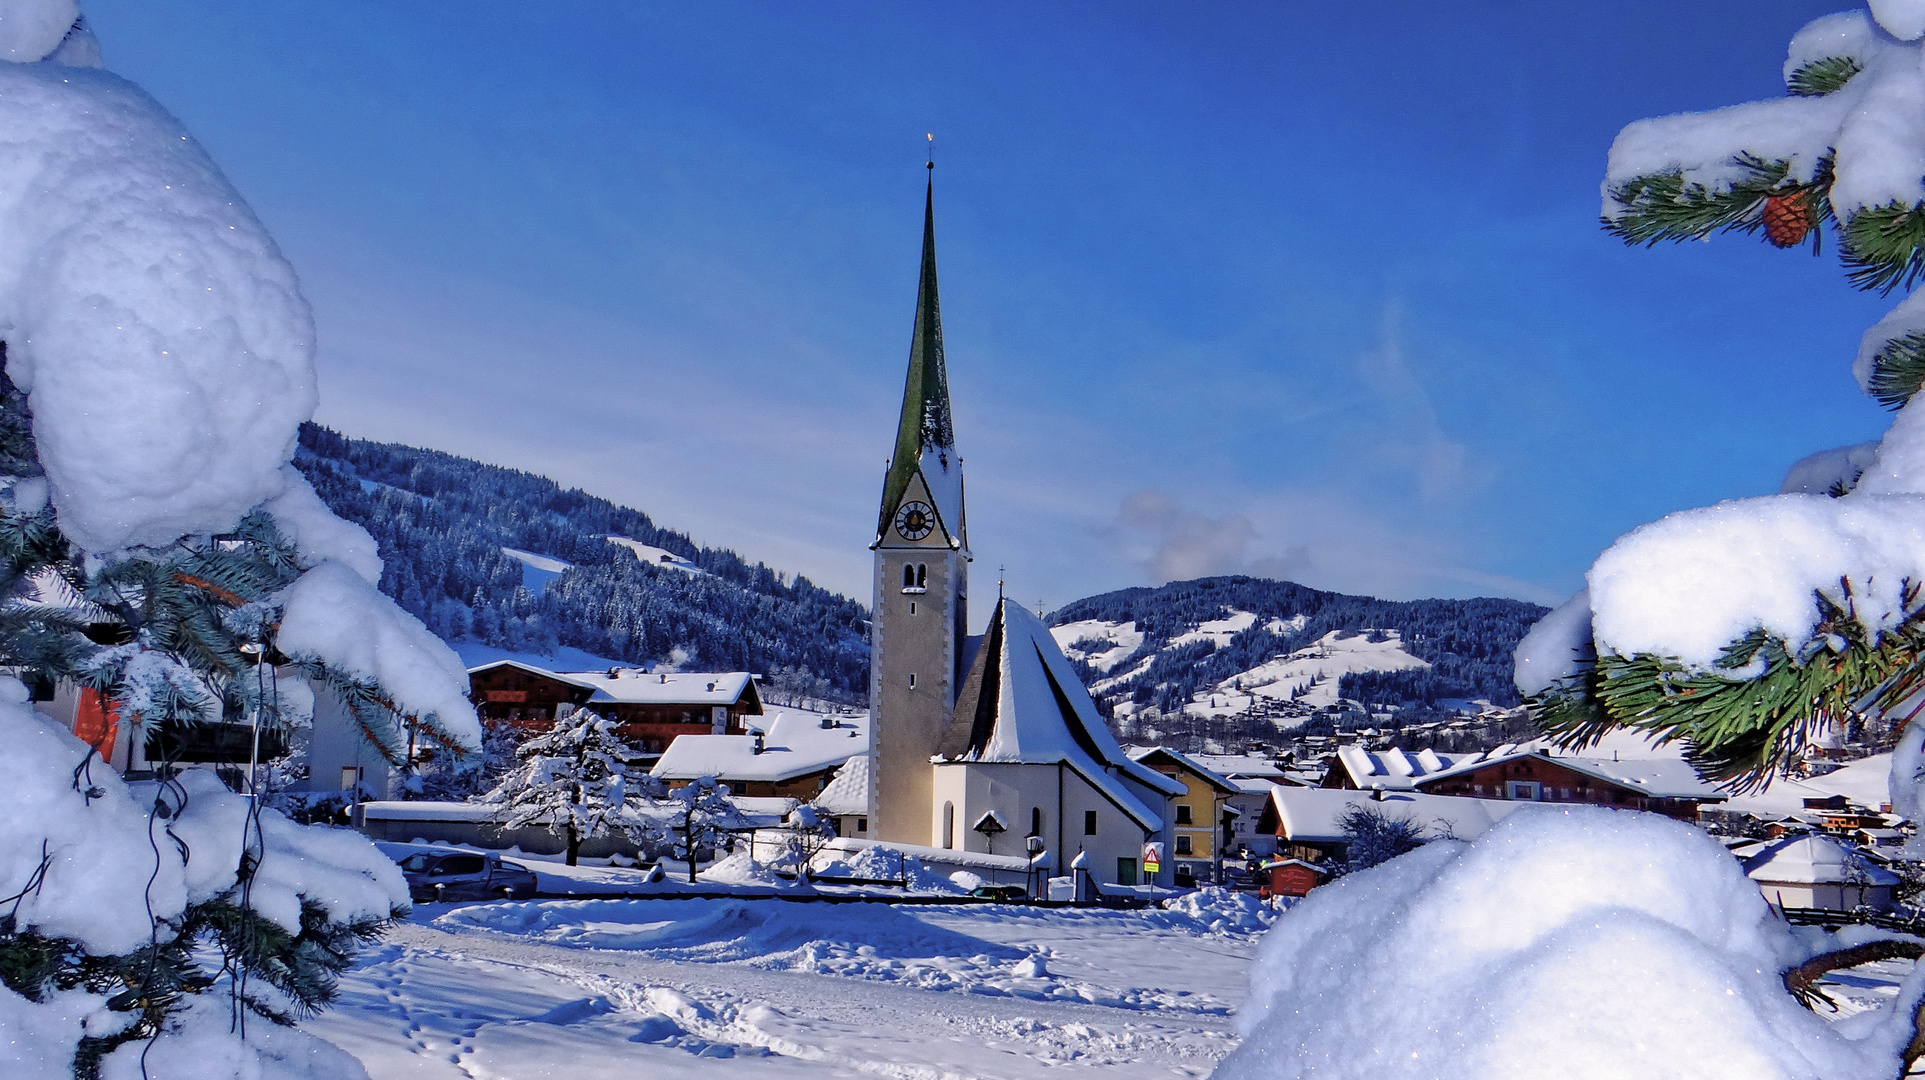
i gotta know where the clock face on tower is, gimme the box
[894,500,935,541]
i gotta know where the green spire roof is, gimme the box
[875,169,964,549]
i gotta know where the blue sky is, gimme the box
[84,1,1897,619]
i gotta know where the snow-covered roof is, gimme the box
[650,709,868,782]
[466,660,763,711]
[1333,742,1723,801]
[565,669,760,709]
[1265,786,1526,845]
[1188,753,1289,781]
[1125,746,1241,795]
[813,754,871,817]
[936,599,1182,832]
[1742,835,1900,886]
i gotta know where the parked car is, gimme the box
[968,884,1029,902]
[395,850,539,903]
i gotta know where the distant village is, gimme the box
[26,166,1914,927]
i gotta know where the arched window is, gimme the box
[916,563,928,589]
[902,563,917,589]
[942,802,955,849]
[902,563,928,594]
[1030,807,1043,837]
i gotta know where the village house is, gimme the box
[1126,746,1242,885]
[1743,834,1899,912]
[650,708,868,799]
[1323,742,1723,821]
[812,754,871,839]
[1253,786,1524,897]
[466,660,763,753]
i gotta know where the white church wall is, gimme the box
[933,761,1168,887]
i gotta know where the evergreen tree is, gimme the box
[484,710,650,865]
[665,777,747,883]
[1527,7,1925,811]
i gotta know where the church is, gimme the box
[865,164,1180,890]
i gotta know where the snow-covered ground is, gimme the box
[307,890,1272,1079]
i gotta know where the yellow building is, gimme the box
[1126,747,1242,885]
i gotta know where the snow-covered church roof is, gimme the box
[936,599,1181,830]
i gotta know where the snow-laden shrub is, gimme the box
[0,679,406,1080]
[0,5,482,1077]
[1527,3,1925,810]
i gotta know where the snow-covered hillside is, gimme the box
[1048,576,1545,724]
[1198,628,1429,713]
[1053,609,1436,721]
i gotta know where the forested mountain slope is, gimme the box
[1049,575,1547,716]
[292,424,870,699]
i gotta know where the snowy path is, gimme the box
[307,898,1262,1080]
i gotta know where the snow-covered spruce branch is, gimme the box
[1533,588,1925,790]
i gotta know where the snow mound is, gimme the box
[0,61,317,554]
[701,851,784,887]
[437,897,1022,967]
[812,845,966,893]
[1219,806,1909,1080]
[1155,887,1276,936]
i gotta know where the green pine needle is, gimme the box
[1868,330,1925,409]
[1787,55,1863,96]
[1842,200,1925,293]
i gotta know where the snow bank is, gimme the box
[812,845,966,893]
[1220,807,1909,1080]
[277,560,481,750]
[1156,887,1275,936]
[701,851,784,887]
[0,61,316,554]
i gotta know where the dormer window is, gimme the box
[901,562,927,594]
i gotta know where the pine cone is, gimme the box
[1762,191,1813,248]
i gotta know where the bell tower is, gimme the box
[869,162,969,845]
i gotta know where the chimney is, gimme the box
[608,667,620,679]
[753,731,765,755]
[660,673,667,684]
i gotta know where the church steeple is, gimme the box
[875,165,966,553]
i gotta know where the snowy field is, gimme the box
[307,891,1270,1080]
